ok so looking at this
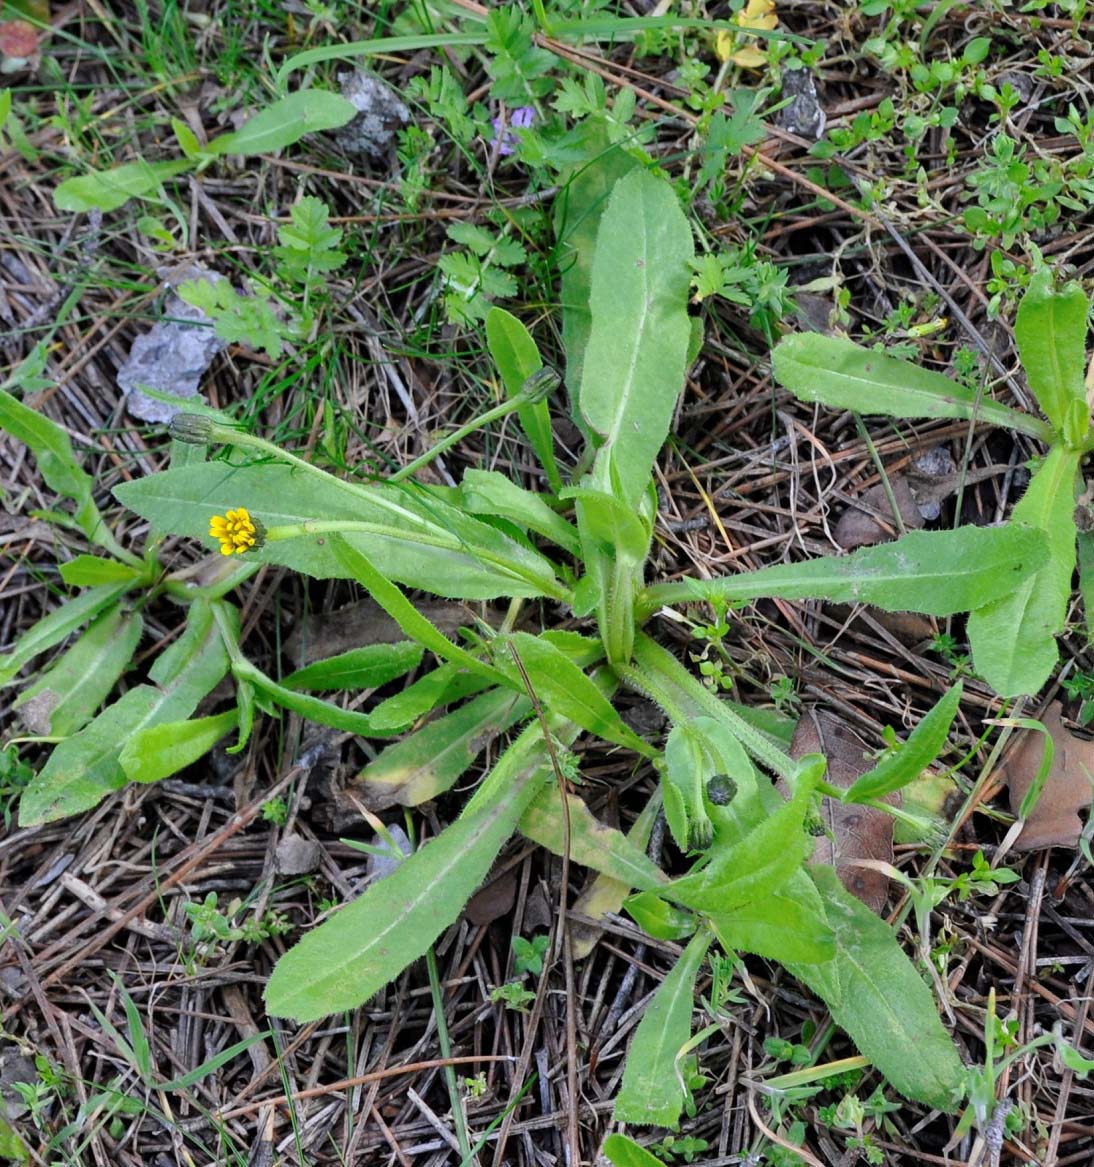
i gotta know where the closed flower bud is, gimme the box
[520,366,561,404]
[707,774,738,806]
[169,413,214,444]
[687,815,714,852]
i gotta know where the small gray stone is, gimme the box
[117,268,227,423]
[335,70,410,159]
[0,1049,37,1122]
[778,66,826,140]
[0,967,27,1001]
[910,446,957,520]
[367,823,412,880]
[275,832,323,875]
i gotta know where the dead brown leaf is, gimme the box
[826,604,937,646]
[1003,702,1094,850]
[790,708,897,914]
[834,478,923,551]
[286,597,478,667]
[834,451,1008,551]
[464,872,517,926]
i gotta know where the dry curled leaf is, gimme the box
[790,708,897,914]
[1004,702,1094,850]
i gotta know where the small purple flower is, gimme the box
[490,105,536,156]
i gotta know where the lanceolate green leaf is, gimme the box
[603,1134,666,1167]
[485,308,561,491]
[205,90,357,156]
[460,469,578,554]
[843,684,962,803]
[120,710,238,785]
[506,631,658,757]
[624,891,698,941]
[19,601,233,824]
[14,605,143,736]
[565,485,651,564]
[331,537,512,688]
[0,582,133,686]
[520,785,669,892]
[571,791,665,961]
[709,872,835,964]
[789,867,965,1111]
[554,140,639,411]
[234,660,400,738]
[53,160,192,212]
[59,556,143,587]
[367,664,496,731]
[282,641,423,691]
[115,463,566,600]
[967,447,1081,696]
[264,746,550,1020]
[0,388,126,555]
[359,687,531,809]
[772,333,1053,442]
[664,783,812,914]
[613,928,712,1128]
[642,523,1049,617]
[579,168,694,506]
[1014,270,1089,437]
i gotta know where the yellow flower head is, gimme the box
[210,507,258,556]
[716,0,778,68]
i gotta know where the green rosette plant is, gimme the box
[12,163,1062,1127]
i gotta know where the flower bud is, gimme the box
[707,774,738,807]
[519,366,561,404]
[169,413,214,444]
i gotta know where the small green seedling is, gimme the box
[511,934,550,977]
[490,982,537,1012]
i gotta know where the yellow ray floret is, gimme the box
[715,0,778,68]
[210,507,258,555]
